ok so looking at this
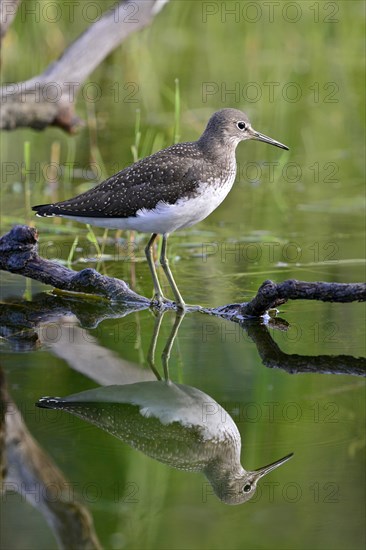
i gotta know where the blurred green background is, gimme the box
[1,1,365,549]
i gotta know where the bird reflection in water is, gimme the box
[37,312,293,505]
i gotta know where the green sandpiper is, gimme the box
[33,108,289,308]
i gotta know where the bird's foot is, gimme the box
[151,293,172,309]
[174,300,186,312]
[150,293,188,312]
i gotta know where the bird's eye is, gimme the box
[237,121,247,131]
[243,484,252,493]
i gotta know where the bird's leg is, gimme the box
[161,309,185,380]
[145,233,167,305]
[160,234,186,310]
[147,309,165,380]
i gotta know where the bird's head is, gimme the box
[209,452,293,505]
[202,108,289,151]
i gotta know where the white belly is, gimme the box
[60,178,236,235]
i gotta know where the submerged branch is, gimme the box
[1,225,365,317]
[0,297,365,377]
[211,279,366,320]
[0,225,149,305]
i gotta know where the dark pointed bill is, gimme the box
[252,452,294,481]
[250,128,289,150]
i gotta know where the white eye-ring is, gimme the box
[236,121,247,131]
[243,483,252,493]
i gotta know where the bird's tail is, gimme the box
[36,396,66,409]
[32,204,58,217]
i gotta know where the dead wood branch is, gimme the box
[0,225,149,305]
[0,298,365,377]
[1,225,365,316]
[211,279,366,320]
[0,0,169,132]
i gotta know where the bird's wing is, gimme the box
[33,143,206,218]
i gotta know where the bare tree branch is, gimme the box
[0,0,169,132]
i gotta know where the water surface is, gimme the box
[1,1,365,549]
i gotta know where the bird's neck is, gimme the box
[204,455,245,500]
[197,133,238,167]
